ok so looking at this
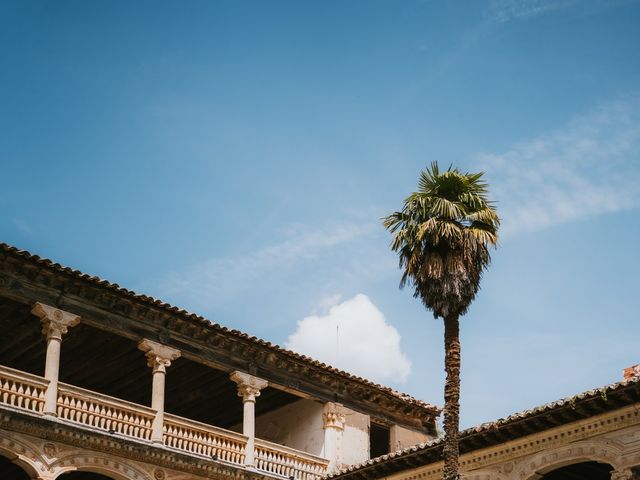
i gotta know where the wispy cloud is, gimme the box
[11,218,33,234]
[476,95,640,236]
[488,0,573,23]
[153,221,376,312]
[286,294,412,385]
[487,0,637,23]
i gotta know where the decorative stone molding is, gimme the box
[323,402,346,431]
[513,439,624,480]
[138,339,181,373]
[230,371,268,402]
[31,303,80,341]
[611,469,634,480]
[379,406,640,480]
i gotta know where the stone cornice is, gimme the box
[0,243,438,431]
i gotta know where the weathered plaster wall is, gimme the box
[340,407,370,467]
[390,424,430,452]
[253,398,326,456]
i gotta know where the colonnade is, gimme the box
[29,302,345,470]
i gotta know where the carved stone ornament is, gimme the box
[323,402,346,431]
[230,371,268,402]
[138,339,181,373]
[31,302,81,341]
[611,470,634,480]
[42,442,57,457]
[153,468,166,480]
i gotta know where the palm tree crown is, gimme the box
[383,162,499,319]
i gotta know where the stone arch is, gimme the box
[463,471,508,480]
[51,454,150,480]
[0,435,45,479]
[516,440,623,480]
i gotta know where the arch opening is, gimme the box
[541,461,613,479]
[0,453,32,480]
[57,472,119,480]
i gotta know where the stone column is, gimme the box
[31,303,81,416]
[230,371,268,467]
[323,402,346,472]
[138,339,181,444]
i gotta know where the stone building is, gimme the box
[327,371,640,480]
[0,243,438,480]
[3,242,639,480]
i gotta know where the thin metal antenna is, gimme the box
[336,323,340,365]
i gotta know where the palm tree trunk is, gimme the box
[443,314,461,480]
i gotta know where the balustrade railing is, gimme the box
[164,414,247,465]
[0,365,329,479]
[255,438,330,480]
[0,365,47,414]
[56,383,154,441]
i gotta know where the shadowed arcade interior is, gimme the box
[0,296,300,429]
[58,473,118,479]
[541,461,613,479]
[0,454,31,480]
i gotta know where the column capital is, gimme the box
[611,469,634,480]
[323,402,346,431]
[138,339,181,373]
[230,371,268,402]
[32,303,80,341]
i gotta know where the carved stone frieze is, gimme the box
[0,407,275,480]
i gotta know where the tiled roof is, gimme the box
[0,242,439,417]
[325,375,640,479]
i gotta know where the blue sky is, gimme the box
[1,0,639,428]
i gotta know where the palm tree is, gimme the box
[383,163,499,480]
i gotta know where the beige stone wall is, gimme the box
[341,407,370,467]
[253,398,326,456]
[390,424,430,452]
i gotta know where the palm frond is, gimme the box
[382,161,500,319]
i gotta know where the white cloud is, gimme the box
[476,96,640,236]
[285,294,412,385]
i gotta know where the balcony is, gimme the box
[0,364,329,479]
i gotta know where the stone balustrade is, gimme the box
[163,414,247,465]
[0,364,329,479]
[56,382,155,441]
[0,364,47,414]
[255,438,330,479]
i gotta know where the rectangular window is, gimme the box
[369,423,390,459]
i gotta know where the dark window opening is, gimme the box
[542,461,613,479]
[369,423,390,459]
